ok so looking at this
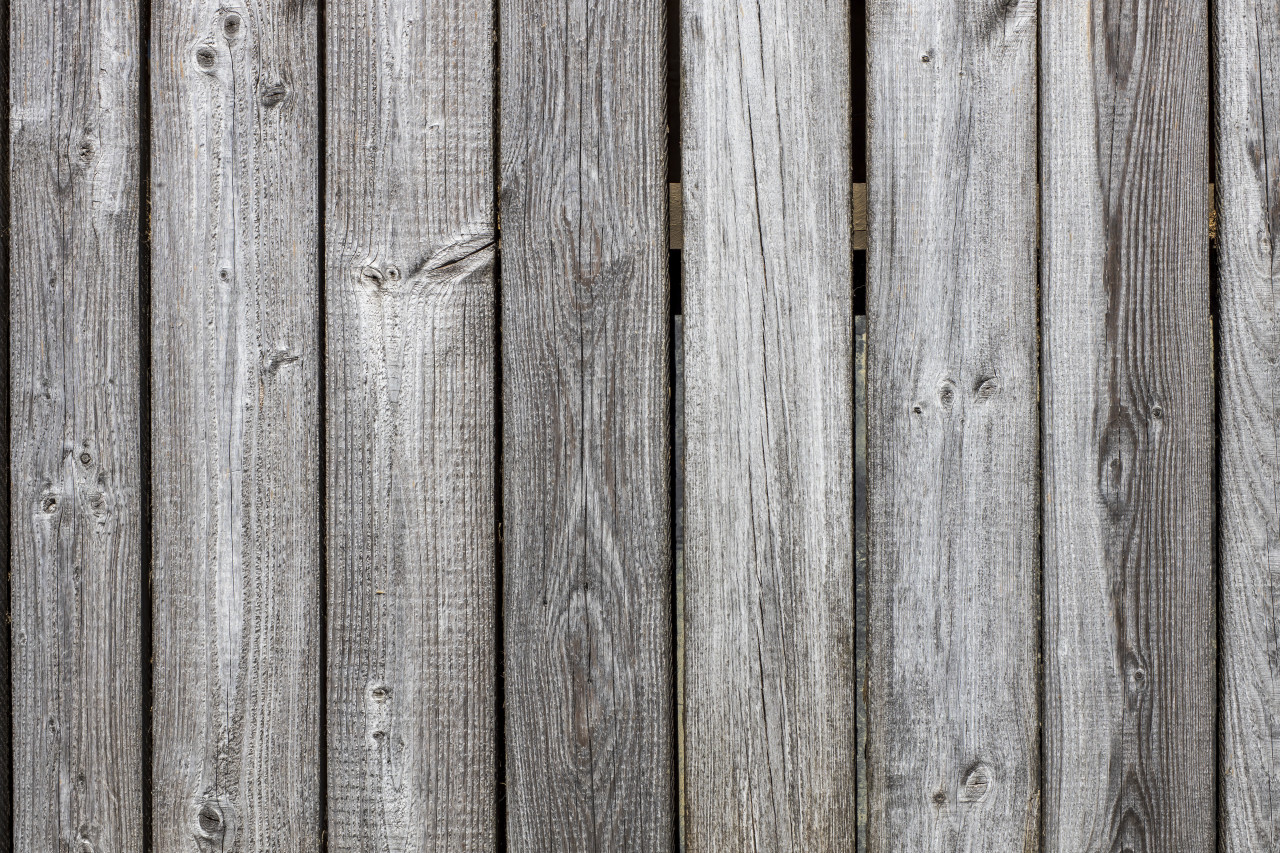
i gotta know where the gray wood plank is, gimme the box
[1040,0,1214,849]
[1214,0,1276,848]
[325,1,496,850]
[866,0,1040,848]
[854,316,867,853]
[499,0,672,847]
[149,1,321,848]
[10,0,145,849]
[681,0,855,848]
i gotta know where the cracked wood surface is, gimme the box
[1217,0,1280,848]
[682,1,856,849]
[499,0,672,849]
[1041,0,1214,849]
[11,0,145,849]
[867,0,1040,849]
[150,1,322,849]
[325,1,497,850]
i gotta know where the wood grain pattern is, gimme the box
[10,0,145,849]
[1216,0,1279,848]
[681,0,854,848]
[150,1,321,848]
[855,316,867,853]
[325,1,496,850]
[866,0,1040,847]
[1041,0,1214,849]
[499,0,672,847]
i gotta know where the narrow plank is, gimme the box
[10,0,145,849]
[674,314,687,852]
[866,0,1039,848]
[682,0,855,848]
[500,0,672,846]
[1215,0,1279,848]
[149,1,321,848]
[854,316,867,853]
[325,1,496,849]
[0,0,15,843]
[1040,0,1214,849]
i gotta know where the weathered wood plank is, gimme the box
[10,0,145,849]
[1041,0,1214,849]
[150,1,321,848]
[866,0,1039,848]
[325,1,496,850]
[499,0,672,847]
[854,316,867,853]
[1215,0,1278,848]
[682,0,855,848]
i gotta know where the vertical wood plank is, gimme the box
[10,0,145,849]
[1215,0,1274,847]
[854,315,868,853]
[150,1,321,848]
[681,0,855,848]
[325,1,496,849]
[866,0,1039,848]
[499,0,672,847]
[1040,0,1214,849]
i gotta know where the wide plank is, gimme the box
[499,0,672,847]
[1216,0,1279,847]
[325,1,497,850]
[866,0,1040,848]
[682,1,855,849]
[149,1,322,848]
[1040,0,1214,849]
[10,0,145,849]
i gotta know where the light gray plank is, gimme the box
[325,1,496,850]
[10,0,145,849]
[149,1,321,848]
[499,0,672,847]
[1214,0,1276,848]
[1040,0,1214,849]
[681,0,855,848]
[854,316,867,853]
[866,0,1040,848]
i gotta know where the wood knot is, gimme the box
[195,47,217,70]
[368,683,391,703]
[193,796,235,849]
[959,762,994,802]
[1123,652,1150,697]
[222,12,241,38]
[937,379,956,411]
[973,375,999,401]
[261,83,288,108]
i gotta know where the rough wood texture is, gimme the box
[1216,0,1279,848]
[866,0,1039,848]
[150,1,321,848]
[500,0,672,847]
[682,0,854,848]
[10,0,145,849]
[325,1,496,850]
[1041,0,1214,849]
[854,316,867,853]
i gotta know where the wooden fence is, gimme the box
[1,0,1272,850]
